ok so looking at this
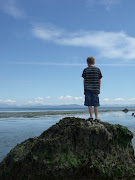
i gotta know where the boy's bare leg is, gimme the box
[94,106,98,119]
[88,106,93,118]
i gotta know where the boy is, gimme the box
[82,56,102,122]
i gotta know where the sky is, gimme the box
[0,0,135,106]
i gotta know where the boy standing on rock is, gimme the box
[82,57,102,122]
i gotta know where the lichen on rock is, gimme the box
[0,117,135,180]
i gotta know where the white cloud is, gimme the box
[0,99,16,103]
[103,98,110,101]
[27,100,44,105]
[32,25,135,60]
[74,97,84,100]
[35,97,44,100]
[33,25,63,40]
[58,96,64,100]
[27,101,33,104]
[45,96,51,99]
[101,97,135,105]
[35,100,42,103]
[58,96,73,100]
[114,98,125,101]
[1,0,25,18]
[65,96,73,100]
[27,97,44,105]
[58,95,84,100]
[27,96,51,105]
[128,98,135,101]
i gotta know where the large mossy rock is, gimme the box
[0,117,135,180]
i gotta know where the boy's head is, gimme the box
[87,56,95,66]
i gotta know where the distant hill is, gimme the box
[0,103,135,111]
[0,104,86,110]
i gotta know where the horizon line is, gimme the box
[8,61,135,67]
[0,104,135,107]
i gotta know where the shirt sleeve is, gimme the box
[82,69,86,78]
[98,69,103,79]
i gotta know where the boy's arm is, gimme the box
[83,79,85,95]
[99,79,101,94]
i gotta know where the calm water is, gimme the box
[0,111,135,162]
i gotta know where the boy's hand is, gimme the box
[98,90,100,94]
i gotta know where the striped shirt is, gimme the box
[82,66,102,92]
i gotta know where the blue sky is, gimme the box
[0,0,135,106]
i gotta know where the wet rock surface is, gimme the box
[122,108,129,113]
[0,117,135,180]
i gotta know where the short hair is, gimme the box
[87,56,95,65]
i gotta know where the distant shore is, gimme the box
[0,109,135,118]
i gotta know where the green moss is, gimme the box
[30,152,35,160]
[44,153,54,163]
[61,147,69,154]
[56,153,83,167]
[112,167,124,177]
[38,152,44,160]
[66,155,78,166]
[57,156,63,165]
[3,170,7,179]
[1,117,135,180]
[104,169,110,179]
[110,126,130,149]
[13,146,25,157]
[121,126,129,134]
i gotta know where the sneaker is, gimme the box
[94,119,101,122]
[86,118,93,122]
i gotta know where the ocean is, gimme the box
[0,107,135,162]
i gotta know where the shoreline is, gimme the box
[0,109,135,118]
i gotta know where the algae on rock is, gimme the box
[0,117,135,180]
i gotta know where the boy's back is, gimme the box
[82,66,102,93]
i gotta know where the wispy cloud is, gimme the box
[27,99,44,105]
[100,97,135,105]
[35,97,44,100]
[1,0,25,18]
[10,61,135,67]
[102,98,126,102]
[45,96,51,99]
[58,95,83,100]
[86,0,121,10]
[128,98,135,101]
[27,100,43,105]
[32,24,135,60]
[103,98,110,101]
[12,61,86,66]
[27,96,51,105]
[114,98,125,101]
[0,99,16,104]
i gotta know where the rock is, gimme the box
[0,117,135,180]
[122,108,129,113]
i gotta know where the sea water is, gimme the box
[0,111,135,162]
